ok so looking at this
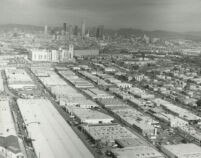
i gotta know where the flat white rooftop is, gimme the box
[17,99,94,158]
[111,146,164,158]
[73,108,114,123]
[0,100,17,137]
[162,143,201,158]
[36,70,67,86]
[82,124,138,142]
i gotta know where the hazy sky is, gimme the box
[0,0,201,32]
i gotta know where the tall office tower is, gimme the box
[63,23,67,33]
[74,25,79,36]
[81,20,86,38]
[44,25,48,34]
[69,25,73,37]
[96,25,104,40]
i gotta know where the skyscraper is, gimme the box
[74,25,79,36]
[63,23,67,33]
[69,25,73,38]
[81,20,86,38]
[44,25,48,34]
[96,25,104,40]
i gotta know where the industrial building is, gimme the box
[153,98,201,122]
[97,98,129,108]
[17,99,94,158]
[36,70,67,87]
[5,68,36,90]
[78,71,113,87]
[110,146,164,158]
[74,49,99,57]
[153,113,188,128]
[161,144,201,158]
[72,108,114,124]
[115,138,146,148]
[83,88,114,99]
[50,85,84,101]
[0,100,17,137]
[58,70,95,88]
[64,99,99,110]
[82,124,138,145]
[129,87,155,99]
[0,99,25,158]
[112,107,158,136]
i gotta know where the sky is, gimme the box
[0,0,201,32]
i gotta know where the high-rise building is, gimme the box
[69,25,73,37]
[63,23,67,32]
[44,25,48,34]
[96,25,104,40]
[74,25,79,36]
[81,20,86,38]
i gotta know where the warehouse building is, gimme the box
[0,100,24,158]
[36,70,67,88]
[0,100,17,137]
[74,49,99,57]
[115,138,146,148]
[129,87,155,99]
[64,99,99,110]
[112,107,158,136]
[83,88,114,99]
[82,124,138,145]
[72,108,114,124]
[5,68,36,90]
[153,98,201,122]
[110,146,164,158]
[161,143,201,158]
[97,98,128,108]
[58,71,94,89]
[17,99,94,158]
[50,85,84,101]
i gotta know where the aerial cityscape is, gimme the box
[1,0,201,158]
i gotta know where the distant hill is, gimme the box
[0,24,43,32]
[1,24,201,41]
[110,28,201,41]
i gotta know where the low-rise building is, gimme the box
[0,100,24,158]
[161,143,201,158]
[110,146,164,158]
[74,49,99,57]
[72,108,114,124]
[5,68,36,90]
[82,124,138,145]
[112,108,158,136]
[83,88,114,99]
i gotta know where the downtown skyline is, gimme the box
[0,0,201,32]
